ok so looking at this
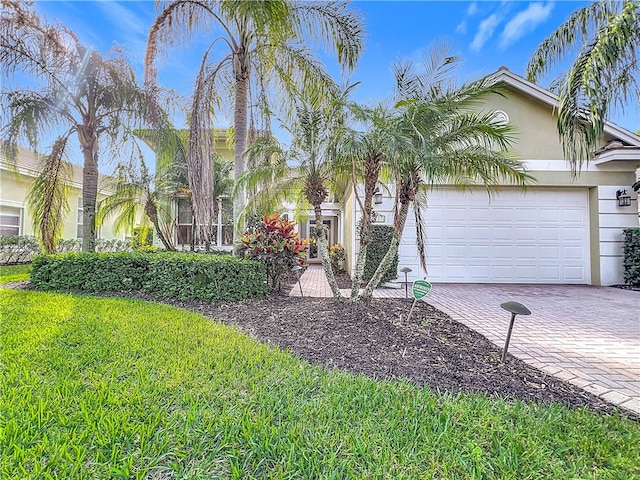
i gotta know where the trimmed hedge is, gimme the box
[623,228,640,287]
[363,225,399,284]
[30,252,269,302]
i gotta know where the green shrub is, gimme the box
[30,252,268,302]
[329,243,346,272]
[623,228,640,287]
[363,225,398,284]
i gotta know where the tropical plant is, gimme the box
[97,159,176,251]
[239,213,308,291]
[25,140,71,253]
[145,0,364,244]
[333,102,413,301]
[240,92,353,299]
[527,0,640,173]
[329,243,346,273]
[360,47,533,298]
[1,1,148,252]
[133,127,235,251]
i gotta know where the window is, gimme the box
[76,197,100,239]
[175,197,233,247]
[220,199,233,246]
[176,198,193,246]
[0,205,22,236]
[76,197,83,239]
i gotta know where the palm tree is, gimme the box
[240,94,352,299]
[97,159,177,251]
[333,102,414,301]
[145,0,364,245]
[360,48,534,299]
[25,139,71,254]
[527,0,640,173]
[1,1,148,252]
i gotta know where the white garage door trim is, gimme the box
[399,187,590,284]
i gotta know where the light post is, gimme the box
[399,266,412,300]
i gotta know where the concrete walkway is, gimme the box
[291,265,640,415]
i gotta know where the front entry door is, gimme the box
[307,218,335,263]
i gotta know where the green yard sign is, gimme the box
[412,280,432,299]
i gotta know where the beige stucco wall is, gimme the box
[1,163,127,242]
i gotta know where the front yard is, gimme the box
[1,289,638,479]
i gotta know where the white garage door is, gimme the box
[399,188,590,283]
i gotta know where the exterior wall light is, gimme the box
[373,188,383,204]
[616,189,631,207]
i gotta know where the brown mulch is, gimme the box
[164,293,636,420]
[6,280,637,419]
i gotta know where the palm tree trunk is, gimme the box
[233,72,249,248]
[313,204,343,300]
[351,153,382,301]
[360,199,409,299]
[78,128,98,253]
[145,200,174,251]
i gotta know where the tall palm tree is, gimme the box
[1,1,148,252]
[334,102,414,301]
[361,48,534,299]
[240,94,352,299]
[145,0,364,246]
[527,0,640,173]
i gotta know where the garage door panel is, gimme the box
[469,226,490,240]
[469,245,490,258]
[493,227,513,241]
[492,209,515,222]
[539,227,560,241]
[539,208,561,222]
[516,227,537,241]
[564,266,585,280]
[402,187,589,283]
[563,209,585,223]
[445,226,466,240]
[563,246,583,259]
[539,266,561,281]
[539,245,559,259]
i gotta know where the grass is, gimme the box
[1,290,639,479]
[0,264,30,284]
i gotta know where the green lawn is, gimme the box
[1,290,638,479]
[0,264,30,284]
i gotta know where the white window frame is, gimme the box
[0,203,23,237]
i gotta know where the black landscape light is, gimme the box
[500,301,531,363]
[399,266,412,299]
[616,189,631,207]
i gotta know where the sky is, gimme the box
[29,0,640,165]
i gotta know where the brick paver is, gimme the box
[291,265,640,415]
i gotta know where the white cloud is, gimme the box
[467,2,479,16]
[95,1,149,65]
[470,13,502,52]
[499,2,554,49]
[455,19,467,34]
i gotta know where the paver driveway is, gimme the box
[292,266,640,414]
[423,284,640,415]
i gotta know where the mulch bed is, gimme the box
[164,293,636,420]
[6,280,637,419]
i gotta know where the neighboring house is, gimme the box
[0,146,126,243]
[290,68,640,286]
